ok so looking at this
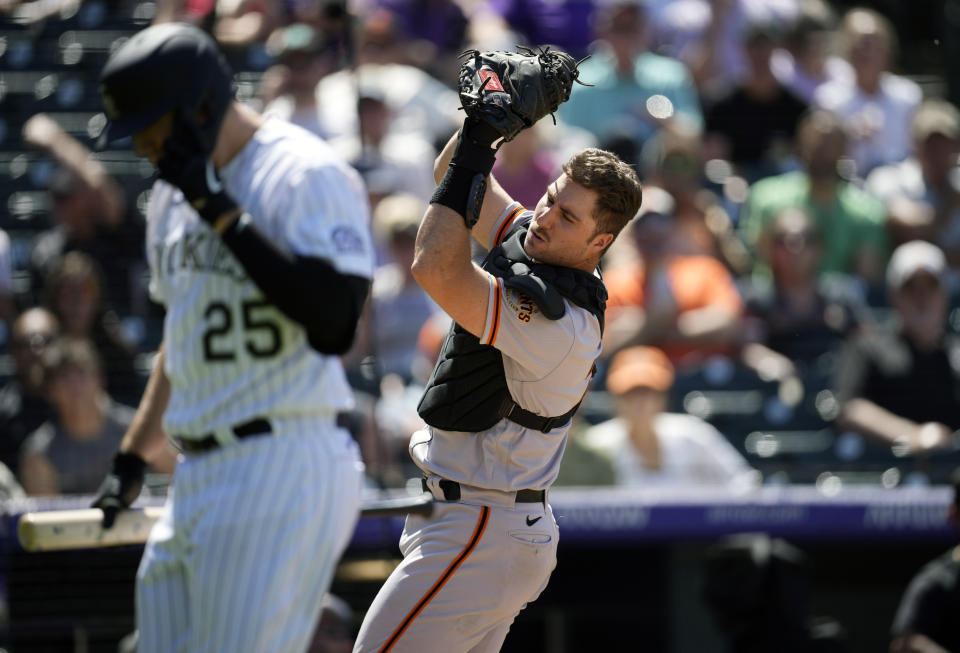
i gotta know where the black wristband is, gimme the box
[450,121,499,176]
[431,164,487,228]
[218,216,370,354]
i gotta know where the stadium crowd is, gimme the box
[0,0,959,496]
[1,0,960,651]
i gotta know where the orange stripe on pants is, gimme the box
[378,506,490,653]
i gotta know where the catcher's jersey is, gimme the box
[409,204,602,491]
[146,118,374,437]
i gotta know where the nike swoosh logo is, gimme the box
[205,161,223,193]
[525,515,542,527]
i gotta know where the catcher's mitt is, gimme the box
[458,46,586,145]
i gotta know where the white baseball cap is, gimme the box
[886,240,946,290]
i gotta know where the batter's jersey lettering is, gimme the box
[146,119,374,436]
[410,203,601,490]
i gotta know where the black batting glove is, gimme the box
[157,110,237,225]
[92,452,147,529]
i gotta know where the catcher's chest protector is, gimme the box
[417,221,606,433]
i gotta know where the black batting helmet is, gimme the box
[97,23,234,151]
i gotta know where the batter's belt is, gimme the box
[173,413,350,454]
[173,417,273,454]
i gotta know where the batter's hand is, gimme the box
[92,452,147,529]
[157,110,238,225]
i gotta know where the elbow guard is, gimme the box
[303,273,369,355]
[219,218,370,355]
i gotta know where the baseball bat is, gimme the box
[17,492,434,552]
[18,507,164,552]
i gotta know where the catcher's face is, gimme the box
[527,174,611,270]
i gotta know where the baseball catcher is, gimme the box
[354,41,642,652]
[434,46,587,228]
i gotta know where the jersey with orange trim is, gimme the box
[410,202,602,491]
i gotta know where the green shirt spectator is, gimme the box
[739,110,890,284]
[557,2,703,155]
[740,170,889,278]
[560,51,703,144]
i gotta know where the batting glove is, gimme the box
[92,452,147,529]
[157,110,238,225]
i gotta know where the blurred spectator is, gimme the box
[740,207,870,384]
[154,0,218,26]
[0,0,81,23]
[578,346,758,488]
[739,109,889,285]
[313,11,461,149]
[372,0,468,72]
[814,7,922,178]
[557,0,703,162]
[890,469,960,653]
[478,0,599,60]
[865,99,960,262]
[491,124,563,210]
[604,196,745,369]
[41,252,141,406]
[770,0,852,104]
[19,338,135,495]
[552,420,618,486]
[260,23,342,138]
[703,17,809,181]
[635,131,751,274]
[308,593,355,652]
[412,310,452,386]
[0,308,59,476]
[212,0,287,48]
[157,0,349,43]
[834,241,959,455]
[349,193,439,382]
[330,88,437,205]
[22,113,144,315]
[675,0,801,99]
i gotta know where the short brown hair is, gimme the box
[562,148,643,243]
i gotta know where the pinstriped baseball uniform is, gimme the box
[138,118,372,653]
[354,203,602,653]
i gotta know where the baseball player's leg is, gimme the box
[354,501,557,653]
[466,503,559,653]
[185,425,364,653]
[136,498,191,653]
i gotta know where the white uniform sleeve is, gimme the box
[280,164,375,280]
[478,279,582,380]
